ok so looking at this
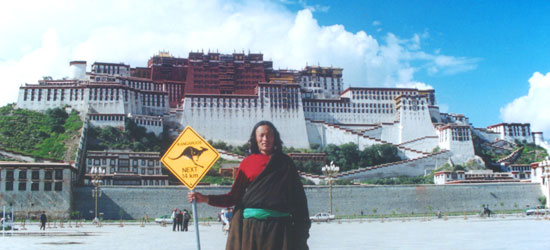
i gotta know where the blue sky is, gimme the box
[1,0,549,137]
[290,0,550,129]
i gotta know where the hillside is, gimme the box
[0,104,83,161]
[474,133,548,170]
[86,119,170,152]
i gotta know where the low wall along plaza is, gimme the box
[73,183,543,220]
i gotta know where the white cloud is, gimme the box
[0,28,70,105]
[501,72,550,138]
[0,0,477,106]
[294,0,330,12]
[372,20,381,26]
[396,81,433,90]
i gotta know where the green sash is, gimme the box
[243,208,290,220]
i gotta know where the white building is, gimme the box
[487,123,533,143]
[530,160,550,208]
[299,66,343,99]
[85,150,169,186]
[436,125,475,163]
[17,61,169,135]
[434,169,530,185]
[17,57,545,170]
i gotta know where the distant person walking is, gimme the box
[171,208,177,231]
[40,211,47,230]
[183,209,191,232]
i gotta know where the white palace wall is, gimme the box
[18,84,169,118]
[472,128,501,143]
[360,125,383,139]
[437,126,476,164]
[397,95,438,144]
[398,136,439,153]
[380,122,401,144]
[18,87,90,114]
[305,120,325,146]
[181,84,309,148]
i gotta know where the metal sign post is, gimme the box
[161,126,220,250]
[192,199,201,250]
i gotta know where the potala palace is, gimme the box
[16,51,549,174]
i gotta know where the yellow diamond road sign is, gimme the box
[161,126,220,190]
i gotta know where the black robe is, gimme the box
[226,152,311,250]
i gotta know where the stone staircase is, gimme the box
[323,122,429,156]
[398,136,439,147]
[300,150,451,184]
[497,146,524,164]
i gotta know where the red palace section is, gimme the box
[131,51,274,108]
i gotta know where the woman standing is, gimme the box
[188,121,310,250]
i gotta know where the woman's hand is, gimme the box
[187,192,209,203]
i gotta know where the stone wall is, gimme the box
[73,183,543,220]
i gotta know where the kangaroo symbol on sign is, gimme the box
[169,146,208,168]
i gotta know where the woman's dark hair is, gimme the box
[248,120,283,154]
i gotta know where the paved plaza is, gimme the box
[2,215,550,250]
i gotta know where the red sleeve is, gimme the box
[207,168,249,208]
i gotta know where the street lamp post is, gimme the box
[322,161,339,215]
[90,166,105,224]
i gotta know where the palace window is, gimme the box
[55,170,63,180]
[44,170,52,180]
[31,182,39,191]
[6,182,13,191]
[19,182,26,191]
[55,182,62,191]
[19,170,27,180]
[44,182,52,191]
[32,170,39,180]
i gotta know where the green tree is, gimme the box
[338,143,360,171]
[322,143,401,172]
[46,108,69,133]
